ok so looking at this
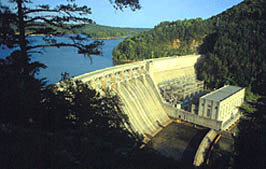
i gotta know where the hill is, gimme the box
[113,0,266,95]
[79,24,149,39]
[112,18,211,63]
[198,0,266,94]
[25,23,149,39]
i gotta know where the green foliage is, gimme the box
[0,51,46,127]
[198,0,266,95]
[0,1,179,168]
[245,86,261,103]
[114,0,266,97]
[0,79,178,168]
[41,79,131,132]
[232,97,266,169]
[113,18,210,64]
[240,104,256,114]
[113,2,266,168]
[78,24,149,38]
[24,22,149,38]
[198,1,266,166]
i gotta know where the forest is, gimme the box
[114,0,266,168]
[0,0,178,168]
[113,0,266,95]
[113,18,211,63]
[78,24,149,39]
[17,22,149,38]
[1,0,266,168]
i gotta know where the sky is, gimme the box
[88,0,243,28]
[2,0,243,28]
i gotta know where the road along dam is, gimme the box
[73,54,202,140]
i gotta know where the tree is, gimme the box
[0,0,140,126]
[0,0,141,63]
[0,1,162,168]
[112,18,208,62]
[232,96,266,169]
[0,0,140,61]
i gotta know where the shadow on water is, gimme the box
[206,135,234,169]
[148,122,208,167]
[180,128,209,165]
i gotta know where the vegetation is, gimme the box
[0,79,133,168]
[114,0,266,96]
[232,96,266,169]
[15,22,149,39]
[113,18,211,63]
[0,78,178,168]
[198,0,266,94]
[200,1,266,168]
[114,0,266,168]
[71,24,149,39]
[1,0,266,168]
[0,0,177,168]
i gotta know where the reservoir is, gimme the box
[0,36,124,84]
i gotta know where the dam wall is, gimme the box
[168,108,223,131]
[73,55,201,138]
[74,55,201,88]
[148,55,201,86]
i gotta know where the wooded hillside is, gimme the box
[113,0,266,95]
[20,23,149,38]
[198,0,266,95]
[113,18,211,63]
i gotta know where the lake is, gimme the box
[0,36,124,84]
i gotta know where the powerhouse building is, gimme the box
[197,85,245,130]
[168,85,245,130]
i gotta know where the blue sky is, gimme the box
[88,0,243,28]
[2,0,243,28]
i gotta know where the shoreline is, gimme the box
[20,33,127,39]
[92,36,127,40]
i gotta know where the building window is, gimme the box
[207,109,211,117]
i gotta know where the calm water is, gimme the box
[148,122,208,164]
[0,36,124,84]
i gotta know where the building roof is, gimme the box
[201,85,243,102]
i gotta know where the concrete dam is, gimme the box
[73,55,202,139]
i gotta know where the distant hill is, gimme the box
[24,23,149,39]
[113,0,266,95]
[78,24,149,39]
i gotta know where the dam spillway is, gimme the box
[114,75,170,136]
[73,55,202,138]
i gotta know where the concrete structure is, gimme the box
[71,54,243,140]
[168,85,245,130]
[67,54,244,167]
[193,129,219,166]
[198,85,245,126]
[71,55,201,139]
[159,76,204,105]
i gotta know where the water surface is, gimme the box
[148,122,208,164]
[0,36,124,84]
